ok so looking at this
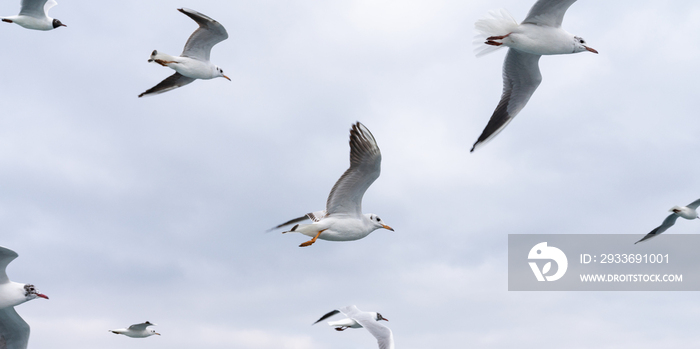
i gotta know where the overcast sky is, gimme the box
[1,0,700,348]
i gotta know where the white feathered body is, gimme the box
[2,15,53,30]
[328,318,362,328]
[149,51,219,80]
[475,9,579,56]
[292,214,378,241]
[0,282,27,309]
[110,328,156,338]
[670,206,698,220]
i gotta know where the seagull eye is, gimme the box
[579,39,585,44]
[376,216,381,222]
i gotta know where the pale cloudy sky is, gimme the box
[1,0,700,348]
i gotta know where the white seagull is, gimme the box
[270,122,394,247]
[0,246,49,349]
[470,0,597,152]
[1,0,66,30]
[314,305,394,349]
[138,8,230,97]
[635,199,700,244]
[110,321,160,338]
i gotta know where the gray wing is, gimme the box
[686,198,700,210]
[138,73,196,97]
[635,214,679,244]
[471,49,542,152]
[178,8,228,61]
[0,247,18,285]
[340,306,394,349]
[522,0,577,27]
[0,307,30,349]
[326,123,381,217]
[127,321,154,331]
[18,0,52,18]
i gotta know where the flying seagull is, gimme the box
[470,0,597,152]
[1,0,66,30]
[139,8,230,97]
[635,198,700,244]
[270,122,394,247]
[110,321,160,338]
[314,305,394,349]
[0,246,49,349]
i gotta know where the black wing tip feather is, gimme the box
[635,228,660,244]
[471,91,512,152]
[348,121,379,163]
[177,8,219,26]
[313,310,340,325]
[267,215,309,232]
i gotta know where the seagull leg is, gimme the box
[154,59,177,67]
[299,229,326,247]
[1,19,13,23]
[485,33,510,46]
[335,327,348,331]
[486,33,510,40]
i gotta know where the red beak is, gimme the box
[585,46,598,54]
[37,294,49,299]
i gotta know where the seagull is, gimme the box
[270,122,394,247]
[313,305,394,349]
[470,0,597,152]
[138,8,230,98]
[0,246,49,349]
[1,0,66,30]
[110,321,160,338]
[635,199,700,244]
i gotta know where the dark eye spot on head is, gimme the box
[376,216,381,221]
[580,39,585,44]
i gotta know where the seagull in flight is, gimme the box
[1,0,66,30]
[635,198,700,244]
[110,321,160,338]
[139,8,230,97]
[0,246,49,349]
[270,122,394,247]
[471,0,597,152]
[314,305,394,349]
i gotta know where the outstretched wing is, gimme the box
[686,198,700,210]
[138,73,196,97]
[19,0,53,18]
[522,0,578,27]
[471,49,542,152]
[326,122,381,217]
[635,214,679,244]
[128,321,155,331]
[340,306,394,349]
[0,247,19,285]
[0,307,30,349]
[178,8,228,61]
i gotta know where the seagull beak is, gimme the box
[37,293,49,299]
[584,46,598,54]
[380,316,389,321]
[382,224,394,231]
[223,75,231,81]
[61,24,67,27]
[155,333,161,336]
